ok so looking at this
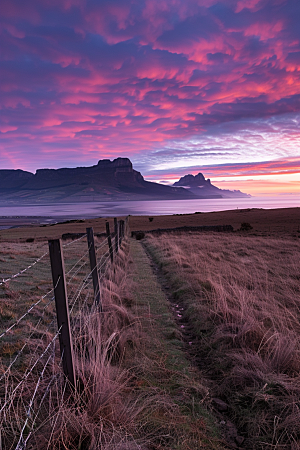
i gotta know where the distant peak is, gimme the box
[173,173,207,187]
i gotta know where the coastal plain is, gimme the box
[0,207,299,241]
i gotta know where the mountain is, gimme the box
[0,158,198,204]
[0,159,250,204]
[173,173,250,198]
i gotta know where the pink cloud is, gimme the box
[0,0,299,195]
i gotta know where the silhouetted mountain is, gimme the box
[0,158,198,204]
[0,169,34,189]
[173,173,250,198]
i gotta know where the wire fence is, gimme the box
[0,217,128,450]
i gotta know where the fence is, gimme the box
[0,217,128,449]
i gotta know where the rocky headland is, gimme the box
[0,158,249,204]
[173,173,250,198]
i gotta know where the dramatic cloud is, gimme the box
[0,0,299,193]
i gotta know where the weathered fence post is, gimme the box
[118,220,122,246]
[48,239,75,387]
[125,216,129,237]
[86,227,101,307]
[119,220,125,244]
[114,217,119,254]
[106,221,114,263]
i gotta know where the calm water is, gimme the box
[0,195,299,222]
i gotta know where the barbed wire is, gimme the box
[45,367,69,450]
[65,246,89,272]
[0,229,128,449]
[62,236,108,278]
[95,237,109,253]
[74,284,93,313]
[68,248,112,315]
[0,235,110,339]
[97,250,111,274]
[0,326,62,415]
[18,370,62,450]
[69,270,94,315]
[62,233,87,247]
[71,250,112,314]
[66,260,89,286]
[0,280,58,340]
[69,280,92,315]
[15,351,54,450]
[0,250,49,287]
[0,235,123,342]
[14,340,65,450]
[1,228,123,364]
[0,294,56,380]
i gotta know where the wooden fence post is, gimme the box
[119,220,125,243]
[118,220,122,246]
[86,227,101,307]
[114,217,119,254]
[48,239,75,387]
[106,221,114,263]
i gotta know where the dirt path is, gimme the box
[129,238,246,450]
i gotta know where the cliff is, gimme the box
[0,158,197,204]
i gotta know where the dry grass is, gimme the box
[0,239,150,449]
[145,232,300,449]
[0,232,227,450]
[1,234,219,450]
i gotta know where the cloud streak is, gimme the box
[1,0,300,193]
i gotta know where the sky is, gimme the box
[1,0,300,195]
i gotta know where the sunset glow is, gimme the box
[1,0,300,195]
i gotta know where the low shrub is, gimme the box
[240,222,253,231]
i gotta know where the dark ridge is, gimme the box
[131,224,234,237]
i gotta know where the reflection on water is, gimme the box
[0,196,299,220]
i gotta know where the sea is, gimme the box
[0,195,299,226]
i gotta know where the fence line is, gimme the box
[0,217,129,449]
[0,236,105,340]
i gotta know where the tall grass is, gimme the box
[145,232,300,449]
[1,235,227,450]
[0,240,149,449]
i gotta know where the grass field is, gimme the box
[1,209,299,449]
[0,236,148,449]
[0,233,226,449]
[144,232,300,449]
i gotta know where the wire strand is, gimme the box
[0,326,62,415]
[15,351,54,450]
[0,251,49,286]
[62,233,87,247]
[0,284,56,340]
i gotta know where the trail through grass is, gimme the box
[144,232,300,450]
[0,235,226,450]
[128,238,225,450]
